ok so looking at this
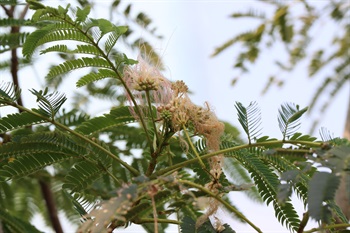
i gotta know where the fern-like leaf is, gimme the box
[23,27,92,59]
[39,44,68,55]
[235,101,262,144]
[0,209,43,233]
[0,32,31,52]
[0,111,45,133]
[55,109,90,127]
[75,106,135,135]
[63,160,108,192]
[289,132,317,142]
[46,57,112,79]
[72,44,103,56]
[104,26,128,55]
[0,82,21,104]
[223,142,300,231]
[76,69,116,87]
[30,89,67,119]
[222,157,262,202]
[0,131,86,164]
[263,153,309,205]
[234,151,279,205]
[0,0,17,5]
[62,190,96,218]
[319,127,334,142]
[308,172,340,223]
[277,103,308,140]
[326,200,348,223]
[0,18,31,27]
[180,216,196,233]
[0,152,71,180]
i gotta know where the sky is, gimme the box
[2,0,349,232]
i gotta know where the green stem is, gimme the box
[114,69,153,149]
[178,179,262,233]
[13,103,139,176]
[134,218,180,225]
[304,223,350,233]
[105,169,121,185]
[145,90,159,147]
[151,140,322,178]
[182,124,206,169]
[57,14,153,151]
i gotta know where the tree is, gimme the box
[212,0,350,219]
[0,1,349,233]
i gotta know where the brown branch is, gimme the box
[39,180,64,233]
[297,212,309,233]
[1,5,11,15]
[19,4,29,20]
[5,4,64,233]
[7,8,24,109]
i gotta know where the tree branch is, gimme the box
[178,179,262,233]
[5,4,64,233]
[304,223,350,233]
[39,180,64,233]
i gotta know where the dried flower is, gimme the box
[171,80,188,96]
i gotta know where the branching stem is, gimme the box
[182,124,206,169]
[178,179,262,233]
[304,223,350,233]
[152,140,322,178]
[146,90,159,145]
[11,103,139,176]
[297,212,309,233]
[150,194,158,233]
[53,12,153,152]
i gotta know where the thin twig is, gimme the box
[182,124,206,169]
[1,5,11,15]
[39,180,64,233]
[304,223,350,233]
[178,179,263,233]
[150,193,158,233]
[151,140,322,178]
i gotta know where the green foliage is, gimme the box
[235,101,261,144]
[75,106,136,135]
[213,0,349,133]
[0,208,43,233]
[181,216,236,233]
[76,69,116,87]
[308,172,340,223]
[0,111,44,133]
[0,82,21,104]
[30,88,67,119]
[277,103,308,140]
[0,1,349,233]
[223,143,300,231]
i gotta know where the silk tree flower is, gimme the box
[124,57,225,229]
[123,56,172,119]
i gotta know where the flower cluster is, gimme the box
[124,57,225,227]
[124,56,224,167]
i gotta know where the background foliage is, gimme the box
[0,0,349,233]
